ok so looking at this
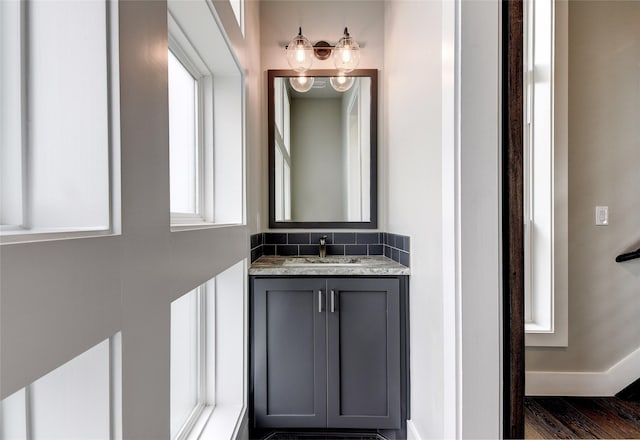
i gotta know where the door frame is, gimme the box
[502,0,525,438]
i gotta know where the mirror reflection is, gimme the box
[270,71,376,227]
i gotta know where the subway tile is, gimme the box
[311,233,333,245]
[264,232,287,245]
[251,230,410,262]
[251,247,262,263]
[356,232,380,245]
[287,232,311,244]
[399,251,410,267]
[299,245,320,256]
[403,236,411,252]
[333,232,356,244]
[276,245,299,256]
[345,245,367,256]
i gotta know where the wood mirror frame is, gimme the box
[267,69,378,229]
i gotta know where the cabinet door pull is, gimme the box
[331,290,335,313]
[318,290,323,313]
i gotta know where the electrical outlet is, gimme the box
[595,206,608,226]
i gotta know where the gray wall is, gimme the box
[526,1,640,374]
[290,97,345,221]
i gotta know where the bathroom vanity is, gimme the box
[249,256,409,439]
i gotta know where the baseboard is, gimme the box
[406,420,422,440]
[617,377,640,400]
[526,344,640,396]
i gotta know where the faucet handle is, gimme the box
[319,235,327,244]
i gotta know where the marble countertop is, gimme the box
[249,255,410,276]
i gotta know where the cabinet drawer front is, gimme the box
[253,278,327,428]
[326,278,401,429]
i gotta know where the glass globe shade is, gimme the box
[289,76,314,93]
[332,28,360,73]
[286,29,313,72]
[329,76,355,92]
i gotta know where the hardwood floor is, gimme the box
[525,397,640,439]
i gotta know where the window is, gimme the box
[170,260,246,440]
[171,284,212,439]
[168,47,206,224]
[524,0,568,346]
[229,0,244,35]
[0,0,119,242]
[273,78,292,221]
[168,1,244,229]
[0,335,122,439]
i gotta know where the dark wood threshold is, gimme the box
[502,0,525,438]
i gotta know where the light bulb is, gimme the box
[289,76,314,93]
[286,27,313,72]
[296,47,305,63]
[330,75,355,92]
[332,28,360,73]
[341,48,352,63]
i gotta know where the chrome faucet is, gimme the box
[319,235,327,258]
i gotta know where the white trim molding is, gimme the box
[526,345,640,396]
[406,419,423,440]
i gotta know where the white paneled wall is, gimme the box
[0,1,261,439]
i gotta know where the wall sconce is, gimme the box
[285,27,361,73]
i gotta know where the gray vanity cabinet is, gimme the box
[326,278,400,429]
[252,278,328,428]
[252,277,402,431]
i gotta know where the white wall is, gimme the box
[260,0,385,231]
[457,1,503,437]
[261,2,504,438]
[386,0,503,437]
[0,2,261,440]
[383,0,444,437]
[526,0,640,380]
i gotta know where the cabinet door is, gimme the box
[326,278,401,429]
[253,278,327,428]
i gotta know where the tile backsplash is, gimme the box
[250,232,410,267]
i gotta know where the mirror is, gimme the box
[268,69,378,229]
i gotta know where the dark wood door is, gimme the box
[326,278,401,429]
[253,278,327,428]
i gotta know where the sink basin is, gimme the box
[282,257,366,267]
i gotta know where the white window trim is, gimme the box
[0,0,121,245]
[524,0,568,347]
[173,259,248,440]
[1,334,122,438]
[168,4,245,230]
[174,285,211,440]
[274,79,291,222]
[168,17,212,228]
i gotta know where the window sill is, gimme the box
[186,404,245,440]
[0,227,114,245]
[526,321,568,347]
[171,222,244,233]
